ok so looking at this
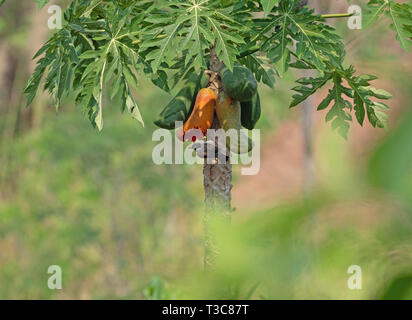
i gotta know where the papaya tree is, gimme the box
[8,0,412,269]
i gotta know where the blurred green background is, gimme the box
[1,1,412,299]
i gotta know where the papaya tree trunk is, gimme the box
[203,0,310,269]
[202,46,232,270]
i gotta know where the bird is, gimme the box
[190,140,230,164]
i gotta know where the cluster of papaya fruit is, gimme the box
[154,65,261,154]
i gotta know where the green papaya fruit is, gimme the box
[221,65,257,102]
[154,73,209,130]
[216,92,254,154]
[241,92,261,130]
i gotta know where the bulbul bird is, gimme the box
[190,140,230,163]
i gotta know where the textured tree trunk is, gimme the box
[202,1,313,269]
[202,46,232,270]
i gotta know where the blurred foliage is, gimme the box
[164,100,412,299]
[2,73,412,299]
[0,80,206,299]
[0,73,289,299]
[368,107,412,202]
[378,275,412,300]
[1,0,412,300]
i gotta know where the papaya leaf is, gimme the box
[364,0,389,27]
[24,0,400,135]
[240,55,277,89]
[365,0,412,52]
[290,73,332,108]
[36,0,50,9]
[388,1,412,53]
[261,0,280,17]
[291,66,391,137]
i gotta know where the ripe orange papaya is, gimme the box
[183,88,216,141]
[215,92,253,154]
